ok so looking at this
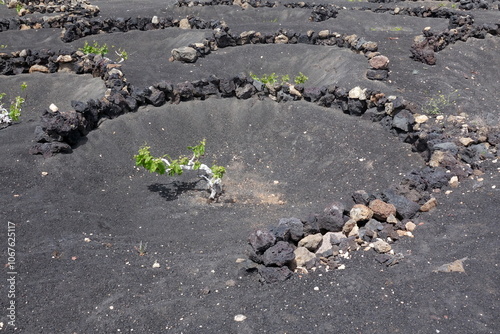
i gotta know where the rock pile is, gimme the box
[244,192,423,283]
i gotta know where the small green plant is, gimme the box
[80,41,109,56]
[250,72,309,85]
[0,82,27,125]
[422,90,458,115]
[15,3,23,12]
[134,241,148,256]
[114,48,128,63]
[390,27,403,32]
[294,72,309,84]
[0,44,7,49]
[134,140,226,200]
[80,42,129,62]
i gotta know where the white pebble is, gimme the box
[234,314,247,322]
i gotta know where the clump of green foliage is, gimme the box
[0,82,27,124]
[80,41,109,56]
[80,41,129,62]
[114,48,128,62]
[422,90,459,115]
[250,72,309,85]
[293,72,309,84]
[135,140,226,200]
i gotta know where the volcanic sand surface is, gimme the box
[0,0,499,333]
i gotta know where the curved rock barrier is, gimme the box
[367,0,495,11]
[2,0,498,66]
[176,0,500,64]
[169,28,388,81]
[6,0,99,17]
[411,21,500,65]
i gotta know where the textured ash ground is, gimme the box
[0,1,499,333]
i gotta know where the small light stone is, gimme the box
[372,239,391,253]
[49,103,59,112]
[84,237,91,242]
[405,222,416,232]
[459,137,474,146]
[152,261,160,268]
[234,314,247,322]
[449,176,459,188]
[420,197,437,212]
[414,114,429,124]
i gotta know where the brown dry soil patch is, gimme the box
[1,1,499,333]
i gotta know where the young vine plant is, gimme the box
[0,82,27,126]
[134,139,226,200]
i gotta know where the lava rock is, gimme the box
[317,201,345,233]
[293,247,317,269]
[235,83,256,99]
[392,109,414,132]
[263,241,295,267]
[258,266,293,283]
[277,217,304,242]
[379,190,420,220]
[171,46,198,63]
[298,233,323,251]
[366,69,389,80]
[369,199,397,221]
[248,229,276,253]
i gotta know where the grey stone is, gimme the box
[328,231,347,245]
[372,239,392,253]
[432,142,459,155]
[347,98,367,116]
[298,233,323,251]
[392,109,414,132]
[318,201,345,233]
[235,83,256,99]
[365,219,384,232]
[366,69,389,81]
[145,87,166,107]
[263,241,295,267]
[380,190,420,220]
[278,218,304,242]
[352,190,374,205]
[171,46,198,63]
[248,229,276,253]
[315,233,335,257]
[259,266,293,283]
[293,247,317,269]
[339,236,359,252]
